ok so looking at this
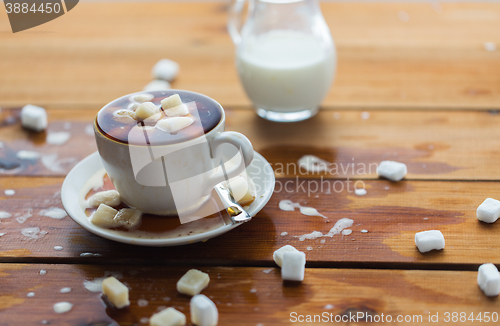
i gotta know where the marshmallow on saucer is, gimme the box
[415,230,445,253]
[21,104,47,132]
[476,198,500,223]
[478,263,500,297]
[90,204,120,228]
[88,190,121,208]
[225,176,255,206]
[377,161,407,181]
[114,208,142,229]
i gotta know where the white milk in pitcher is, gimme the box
[236,30,335,113]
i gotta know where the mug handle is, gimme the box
[202,131,254,195]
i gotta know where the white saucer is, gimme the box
[61,151,275,246]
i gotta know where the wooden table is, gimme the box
[0,1,499,325]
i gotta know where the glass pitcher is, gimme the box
[228,0,336,122]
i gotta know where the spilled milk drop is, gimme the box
[278,200,297,211]
[21,227,39,239]
[297,155,331,173]
[295,218,354,241]
[46,132,71,145]
[299,206,327,219]
[354,188,367,196]
[16,209,33,224]
[0,211,12,219]
[83,278,105,292]
[53,302,73,314]
[39,207,67,219]
[279,199,327,219]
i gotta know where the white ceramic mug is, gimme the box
[94,90,254,216]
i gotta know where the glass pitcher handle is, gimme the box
[227,0,247,45]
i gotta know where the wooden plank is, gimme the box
[1,177,500,266]
[0,2,499,109]
[0,264,498,325]
[0,108,97,176]
[2,108,500,180]
[229,109,500,181]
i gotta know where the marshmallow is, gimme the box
[377,160,407,181]
[478,263,500,297]
[156,117,194,133]
[150,307,186,326]
[484,42,497,52]
[282,251,306,281]
[190,294,218,326]
[136,102,160,120]
[128,102,140,111]
[114,208,142,229]
[21,104,47,132]
[476,198,500,223]
[113,109,137,121]
[177,269,210,296]
[144,80,171,91]
[16,150,40,160]
[164,104,189,117]
[415,230,445,253]
[152,59,180,82]
[90,204,119,228]
[273,245,299,268]
[225,176,255,205]
[102,277,130,309]
[133,94,154,103]
[161,94,183,110]
[88,190,121,208]
[53,302,73,314]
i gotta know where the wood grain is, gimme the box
[0,2,499,109]
[2,108,500,180]
[1,1,499,322]
[0,264,497,326]
[1,176,499,266]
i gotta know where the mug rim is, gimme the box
[94,89,226,147]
